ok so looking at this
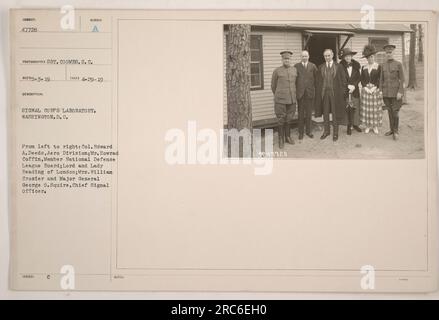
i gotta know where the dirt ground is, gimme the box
[271,88,425,159]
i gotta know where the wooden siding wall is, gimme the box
[340,32,404,68]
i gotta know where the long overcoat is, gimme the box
[314,62,349,123]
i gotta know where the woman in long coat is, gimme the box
[340,48,362,135]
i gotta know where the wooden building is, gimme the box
[224,24,413,127]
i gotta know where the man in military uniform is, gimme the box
[380,44,405,140]
[271,50,297,148]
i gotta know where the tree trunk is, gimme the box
[226,24,252,131]
[407,24,417,89]
[418,24,424,62]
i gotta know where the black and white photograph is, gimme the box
[224,23,425,159]
[2,4,438,299]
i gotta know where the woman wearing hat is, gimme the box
[340,48,362,135]
[359,44,384,134]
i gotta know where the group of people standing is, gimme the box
[270,44,405,148]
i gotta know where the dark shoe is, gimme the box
[333,135,338,142]
[285,124,294,145]
[306,133,314,139]
[320,132,330,140]
[353,125,362,133]
[385,130,393,136]
[347,126,352,135]
[285,136,295,145]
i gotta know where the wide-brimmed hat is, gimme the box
[362,44,377,58]
[340,47,357,58]
[383,44,396,51]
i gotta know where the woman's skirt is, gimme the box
[360,87,384,128]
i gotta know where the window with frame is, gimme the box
[250,35,264,90]
[369,37,389,64]
[226,34,264,90]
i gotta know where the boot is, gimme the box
[393,115,399,140]
[278,124,285,149]
[385,111,393,136]
[393,115,399,134]
[285,123,295,145]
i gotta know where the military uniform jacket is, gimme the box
[271,65,297,104]
[380,59,404,98]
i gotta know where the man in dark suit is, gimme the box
[314,49,348,142]
[294,50,317,140]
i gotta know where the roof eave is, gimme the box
[224,24,414,33]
